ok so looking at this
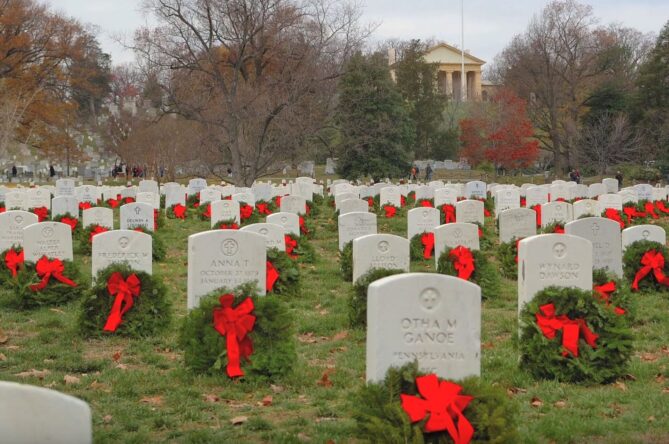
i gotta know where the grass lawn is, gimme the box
[1,198,669,443]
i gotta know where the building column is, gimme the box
[473,70,482,100]
[445,71,453,98]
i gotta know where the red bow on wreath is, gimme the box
[593,281,625,315]
[60,217,78,232]
[514,238,522,263]
[103,272,141,332]
[202,204,212,219]
[553,224,564,234]
[107,198,120,208]
[532,204,542,227]
[29,257,77,292]
[441,204,456,223]
[623,206,645,222]
[89,225,109,243]
[240,204,254,221]
[644,201,659,219]
[274,195,282,208]
[654,200,669,215]
[384,205,397,218]
[604,208,625,229]
[421,232,435,259]
[631,250,669,291]
[0,206,5,213]
[449,246,475,280]
[219,222,239,230]
[366,197,374,208]
[212,294,255,378]
[256,202,272,215]
[32,207,48,222]
[285,235,298,258]
[400,195,406,207]
[4,249,24,278]
[535,303,598,357]
[266,261,279,292]
[419,200,434,208]
[299,216,308,235]
[401,374,474,443]
[520,197,527,207]
[79,202,92,211]
[173,204,187,219]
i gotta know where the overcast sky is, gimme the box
[52,0,668,66]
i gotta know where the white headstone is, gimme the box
[565,217,623,277]
[232,192,256,206]
[455,200,484,225]
[465,181,486,199]
[51,196,78,218]
[200,188,222,205]
[434,223,480,262]
[540,201,573,227]
[352,234,410,283]
[525,186,549,208]
[597,193,623,213]
[187,178,208,195]
[434,188,458,207]
[622,225,666,249]
[498,208,537,243]
[138,179,159,195]
[267,212,300,237]
[120,203,154,232]
[634,184,654,201]
[280,195,307,215]
[187,230,267,308]
[78,185,100,204]
[602,178,619,193]
[55,178,76,197]
[549,184,569,201]
[240,223,286,252]
[165,185,186,209]
[82,207,114,229]
[495,188,520,217]
[414,186,434,201]
[92,230,152,277]
[380,187,401,207]
[334,192,358,210]
[0,210,38,251]
[136,192,160,210]
[4,191,26,210]
[572,199,598,219]
[23,222,73,262]
[588,183,607,199]
[339,198,369,215]
[27,188,50,210]
[338,212,377,251]
[407,207,441,240]
[366,273,481,382]
[210,200,240,226]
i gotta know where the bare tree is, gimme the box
[132,0,369,186]
[578,113,641,174]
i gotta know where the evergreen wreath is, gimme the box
[340,241,353,281]
[622,202,647,226]
[166,203,188,219]
[353,362,519,444]
[77,264,171,337]
[196,202,213,220]
[239,202,260,225]
[380,203,401,219]
[299,215,317,239]
[623,240,669,293]
[473,222,493,251]
[267,247,300,297]
[306,199,321,217]
[213,218,240,230]
[410,233,434,261]
[77,224,110,255]
[519,286,633,384]
[539,222,565,234]
[255,199,276,216]
[286,233,315,263]
[186,193,200,208]
[415,198,434,208]
[29,206,50,222]
[129,226,166,262]
[349,268,404,328]
[0,246,24,285]
[436,246,500,300]
[592,269,632,319]
[179,283,296,380]
[0,257,86,309]
[496,238,521,280]
[52,213,80,232]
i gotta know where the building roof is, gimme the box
[423,42,486,66]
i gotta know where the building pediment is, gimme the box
[423,43,485,66]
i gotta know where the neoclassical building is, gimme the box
[390,43,486,102]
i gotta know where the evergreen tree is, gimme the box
[335,52,414,181]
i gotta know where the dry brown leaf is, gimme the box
[230,416,248,425]
[0,328,8,344]
[115,363,128,370]
[319,309,329,316]
[554,400,567,408]
[655,373,666,384]
[139,396,163,406]
[662,387,669,394]
[507,387,527,395]
[297,432,311,442]
[661,346,669,355]
[15,369,50,379]
[202,394,220,403]
[261,395,273,406]
[614,381,627,391]
[89,380,111,392]
[530,396,543,407]
[622,374,637,381]
[297,332,327,344]
[648,415,656,422]
[331,331,348,341]
[49,308,65,314]
[102,415,113,424]
[639,352,658,362]
[0,353,6,361]
[270,384,285,393]
[298,395,308,403]
[112,351,122,362]
[481,342,494,350]
[64,375,80,385]
[317,369,334,387]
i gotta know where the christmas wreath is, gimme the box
[77,264,171,337]
[340,241,353,281]
[186,193,200,209]
[52,213,79,232]
[306,199,321,217]
[77,224,110,255]
[496,238,522,280]
[299,215,316,239]
[255,199,275,216]
[166,203,188,219]
[0,246,24,284]
[266,247,300,297]
[213,218,240,230]
[349,268,404,328]
[415,198,434,208]
[0,201,5,213]
[519,286,633,383]
[410,232,434,261]
[622,202,647,225]
[592,269,630,318]
[601,208,627,229]
[197,202,212,220]
[474,222,493,251]
[381,203,401,219]
[623,240,669,293]
[239,202,260,225]
[179,284,296,380]
[130,226,166,262]
[437,246,500,300]
[353,362,518,444]
[539,222,565,234]
[0,256,86,309]
[439,203,456,224]
[285,233,315,263]
[29,206,49,222]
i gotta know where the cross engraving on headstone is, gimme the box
[591,223,600,237]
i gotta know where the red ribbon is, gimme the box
[4,249,24,278]
[89,225,109,243]
[266,261,279,292]
[305,203,311,216]
[256,202,272,215]
[441,204,456,223]
[593,281,625,315]
[124,197,135,204]
[218,222,240,230]
[421,232,434,259]
[299,216,308,235]
[644,201,659,219]
[274,195,282,208]
[401,374,474,443]
[448,246,475,280]
[173,204,187,219]
[654,201,669,214]
[285,234,298,258]
[532,204,542,227]
[0,206,5,213]
[366,197,374,208]
[60,217,78,232]
[79,202,92,211]
[107,198,120,208]
[29,257,78,292]
[604,208,625,229]
[623,206,645,222]
[202,204,211,219]
[535,303,598,357]
[103,272,141,332]
[514,238,521,263]
[212,294,255,378]
[400,195,406,207]
[384,205,397,218]
[553,224,564,234]
[153,209,159,230]
[631,250,669,291]
[520,197,526,207]
[484,208,491,217]
[240,204,254,221]
[419,199,434,208]
[32,207,49,222]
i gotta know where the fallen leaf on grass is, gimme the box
[115,363,128,370]
[507,387,527,396]
[554,400,567,408]
[0,353,6,361]
[15,369,50,379]
[655,373,666,384]
[261,395,273,406]
[297,432,311,442]
[481,342,494,350]
[648,415,655,422]
[614,381,627,391]
[331,331,348,341]
[662,387,669,394]
[140,396,163,406]
[102,415,113,424]
[64,375,80,385]
[639,352,658,362]
[0,329,8,344]
[89,381,111,392]
[230,416,248,425]
[317,369,334,387]
[203,394,220,403]
[661,346,669,355]
[270,384,284,393]
[530,397,543,407]
[298,332,327,344]
[622,374,637,381]
[112,351,122,362]
[49,308,65,314]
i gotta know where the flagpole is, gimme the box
[461,0,466,102]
